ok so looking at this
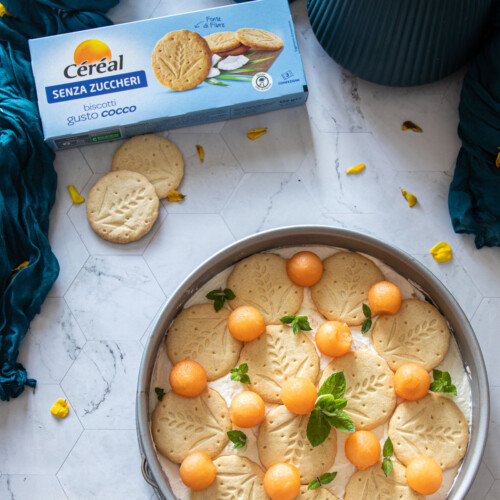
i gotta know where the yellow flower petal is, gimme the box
[247,128,267,140]
[68,185,85,204]
[10,260,29,282]
[402,121,423,133]
[196,144,204,163]
[496,150,500,168]
[346,163,366,174]
[430,242,453,263]
[401,188,418,207]
[50,399,69,418]
[167,190,186,202]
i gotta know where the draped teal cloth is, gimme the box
[0,0,118,401]
[449,7,500,248]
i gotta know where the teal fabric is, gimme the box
[449,7,500,248]
[0,0,118,401]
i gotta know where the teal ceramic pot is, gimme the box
[307,0,494,86]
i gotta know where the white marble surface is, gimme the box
[0,0,499,498]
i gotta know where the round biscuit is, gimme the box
[111,134,184,199]
[297,486,339,499]
[239,324,319,403]
[86,170,159,244]
[311,252,384,326]
[216,44,249,57]
[257,405,337,484]
[204,31,240,53]
[345,462,424,500]
[151,387,231,463]
[227,253,303,324]
[151,29,212,91]
[191,455,266,500]
[319,351,396,430]
[236,28,284,50]
[388,393,469,470]
[166,303,242,381]
[372,298,451,371]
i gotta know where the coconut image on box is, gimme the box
[29,0,307,150]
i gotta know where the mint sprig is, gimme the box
[430,369,457,396]
[227,430,247,450]
[307,471,337,490]
[306,372,354,447]
[361,303,372,334]
[280,315,312,335]
[230,363,251,384]
[155,387,165,401]
[206,288,236,312]
[382,437,394,476]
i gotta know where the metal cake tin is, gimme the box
[136,225,489,499]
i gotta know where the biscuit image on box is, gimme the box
[151,29,212,91]
[191,455,267,500]
[204,31,241,53]
[166,303,242,381]
[236,28,284,50]
[258,405,336,484]
[86,170,159,244]
[111,134,184,199]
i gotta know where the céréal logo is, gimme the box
[63,40,123,79]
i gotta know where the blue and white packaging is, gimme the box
[29,0,308,150]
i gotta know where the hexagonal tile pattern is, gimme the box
[58,430,152,499]
[0,385,82,474]
[65,256,165,340]
[486,480,500,500]
[144,213,234,297]
[61,341,143,430]
[221,106,312,172]
[466,461,495,500]
[67,173,167,256]
[17,298,86,384]
[0,475,68,499]
[482,385,500,479]
[164,132,243,214]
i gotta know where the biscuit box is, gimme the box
[28,0,308,150]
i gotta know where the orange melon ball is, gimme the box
[179,451,217,491]
[368,281,402,316]
[230,390,266,428]
[228,305,266,342]
[315,321,352,357]
[394,363,431,400]
[169,360,207,398]
[286,251,323,287]
[263,463,301,500]
[280,377,317,415]
[345,431,381,470]
[406,456,443,495]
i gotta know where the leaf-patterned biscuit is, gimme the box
[236,28,284,50]
[166,304,242,381]
[86,170,159,244]
[319,351,396,430]
[257,405,336,484]
[311,252,384,326]
[111,134,184,199]
[388,393,469,470]
[151,387,231,463]
[296,487,339,499]
[344,462,424,500]
[372,299,451,371]
[204,31,241,53]
[151,29,212,91]
[227,253,303,324]
[239,324,319,403]
[191,455,267,500]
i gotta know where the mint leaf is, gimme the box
[325,410,355,433]
[316,395,346,412]
[443,384,457,395]
[383,437,393,458]
[362,303,372,318]
[227,430,247,450]
[292,322,301,335]
[280,315,312,335]
[231,364,251,384]
[280,315,295,323]
[382,458,393,477]
[319,472,337,485]
[307,478,320,490]
[430,370,457,395]
[213,296,224,311]
[318,371,346,399]
[307,408,331,447]
[206,289,223,300]
[361,318,372,334]
[297,316,313,331]
[206,288,235,312]
[223,288,236,300]
[155,387,165,401]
